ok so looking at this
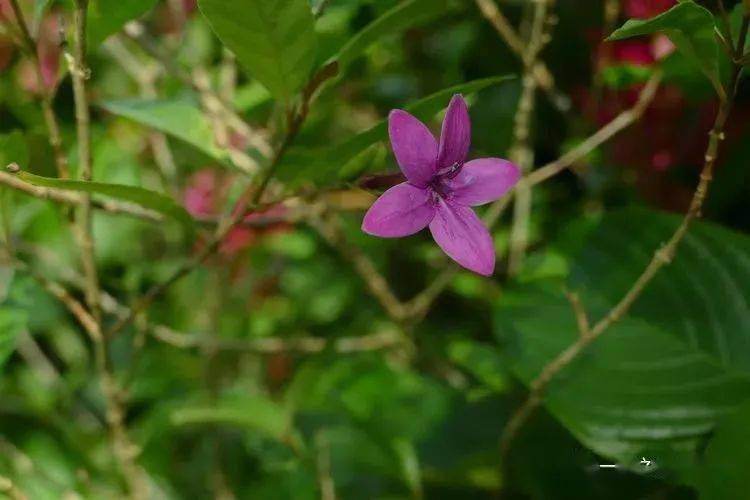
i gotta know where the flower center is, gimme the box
[429,162,462,202]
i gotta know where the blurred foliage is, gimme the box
[0,0,748,498]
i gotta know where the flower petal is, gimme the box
[446,158,521,206]
[437,94,471,169]
[389,109,438,187]
[429,200,495,276]
[362,182,435,238]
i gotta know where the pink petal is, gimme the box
[362,182,436,238]
[389,110,437,187]
[429,200,495,276]
[438,94,471,169]
[446,158,521,207]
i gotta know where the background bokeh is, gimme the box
[1,0,749,498]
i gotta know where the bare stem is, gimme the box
[499,16,750,463]
[507,0,555,276]
[474,0,569,111]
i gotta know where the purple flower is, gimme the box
[362,95,521,276]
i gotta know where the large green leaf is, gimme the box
[696,400,750,499]
[494,287,750,469]
[494,208,750,469]
[88,0,158,49]
[277,75,514,187]
[334,0,454,71]
[198,0,317,101]
[0,307,25,368]
[17,171,194,228]
[100,98,227,162]
[567,208,750,376]
[608,0,722,96]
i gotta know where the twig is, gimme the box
[7,0,69,178]
[67,3,148,497]
[499,14,750,462]
[66,0,100,321]
[315,431,336,500]
[564,288,590,337]
[474,0,569,112]
[0,168,164,222]
[524,71,662,187]
[507,0,555,276]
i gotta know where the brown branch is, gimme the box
[0,168,164,222]
[499,15,750,462]
[475,0,569,112]
[66,0,100,321]
[507,0,555,276]
[524,71,662,187]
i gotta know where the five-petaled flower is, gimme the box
[362,95,520,276]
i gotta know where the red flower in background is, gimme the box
[623,0,676,19]
[183,169,291,257]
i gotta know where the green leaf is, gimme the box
[17,171,194,228]
[277,75,514,187]
[198,0,317,101]
[171,394,294,443]
[608,0,723,97]
[697,400,750,499]
[567,208,750,376]
[100,98,227,162]
[0,130,29,169]
[0,307,25,368]
[334,0,453,71]
[494,287,750,469]
[448,340,508,393]
[88,0,158,49]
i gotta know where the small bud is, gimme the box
[6,163,20,173]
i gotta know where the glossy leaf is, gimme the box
[494,287,750,468]
[567,208,750,376]
[697,400,750,499]
[17,171,194,227]
[198,0,317,101]
[88,0,158,49]
[608,0,722,96]
[100,98,227,162]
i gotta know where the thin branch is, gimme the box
[524,71,662,187]
[507,0,555,275]
[7,0,69,178]
[499,15,750,462]
[0,168,164,222]
[66,0,100,321]
[564,288,590,337]
[474,0,569,112]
